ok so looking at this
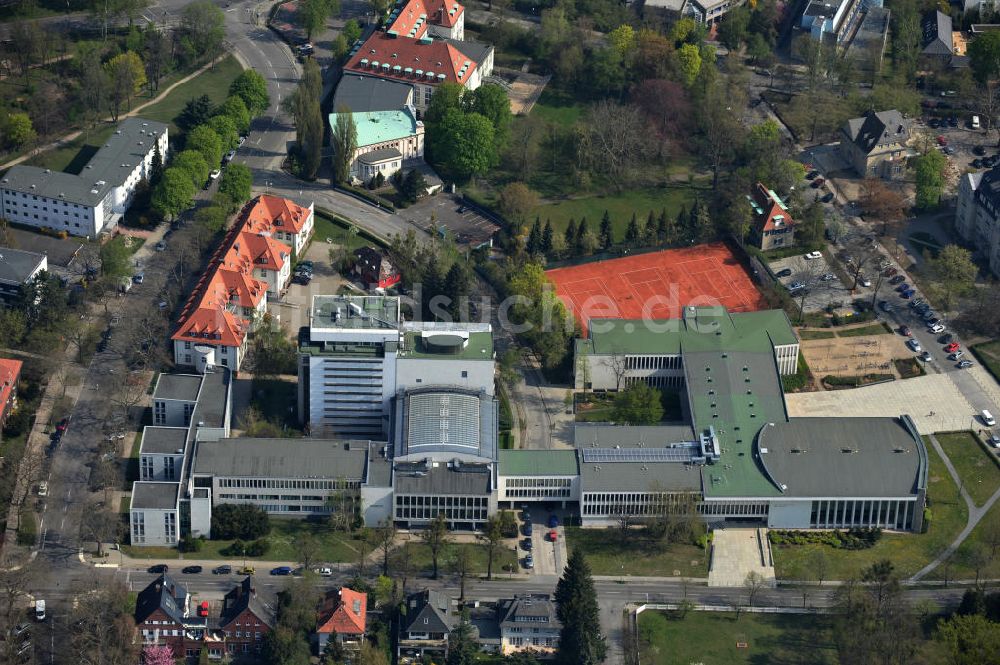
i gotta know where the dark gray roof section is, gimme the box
[218,576,273,629]
[367,450,393,487]
[756,416,926,498]
[0,117,167,207]
[357,147,403,164]
[574,424,696,448]
[153,373,203,402]
[444,38,493,67]
[393,461,492,495]
[131,481,180,510]
[333,74,413,113]
[974,165,1000,211]
[135,574,188,625]
[395,388,498,461]
[922,10,953,56]
[580,459,702,493]
[194,438,370,479]
[140,427,190,455]
[403,590,456,635]
[499,595,559,631]
[844,110,909,156]
[190,369,229,429]
[0,248,46,286]
[803,0,839,19]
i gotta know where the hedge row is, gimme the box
[336,184,396,211]
[769,527,882,550]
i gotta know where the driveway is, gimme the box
[269,238,346,329]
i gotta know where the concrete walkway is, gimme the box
[707,528,776,588]
[909,434,1000,582]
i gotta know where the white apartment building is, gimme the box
[0,117,168,238]
[298,295,496,437]
[957,169,1000,279]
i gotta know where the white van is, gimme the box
[982,410,996,427]
[973,115,981,130]
[34,599,45,621]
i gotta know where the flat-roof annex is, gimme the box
[153,374,204,402]
[131,481,180,510]
[193,438,372,479]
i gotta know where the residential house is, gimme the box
[316,587,367,654]
[398,590,458,663]
[387,0,465,40]
[0,248,47,307]
[747,182,796,250]
[217,576,273,659]
[921,10,954,64]
[839,109,912,179]
[354,246,401,290]
[0,358,23,429]
[329,106,424,183]
[134,574,195,653]
[499,595,560,657]
[0,117,167,238]
[242,195,315,258]
[957,166,1000,278]
[343,34,494,112]
[221,231,292,297]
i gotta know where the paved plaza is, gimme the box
[708,528,775,588]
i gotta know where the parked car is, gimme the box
[879,300,893,312]
[937,135,947,145]
[270,566,293,576]
[820,273,835,281]
[988,431,1000,448]
[209,169,221,181]
[820,192,834,203]
[804,251,823,259]
[547,514,559,528]
[929,324,946,333]
[523,523,533,536]
[524,555,534,569]
[922,310,937,321]
[292,274,311,285]
[859,276,872,287]
[883,267,898,277]
[919,351,933,362]
[182,566,203,574]
[316,567,333,577]
[522,538,533,551]
[928,118,940,128]
[224,149,237,163]
[238,135,247,147]
[789,281,806,290]
[895,283,910,292]
[548,529,558,542]
[945,342,961,353]
[900,290,915,299]
[212,565,232,575]
[148,564,169,574]
[939,334,954,344]
[899,325,912,336]
[806,170,820,180]
[907,339,922,352]
[811,178,825,189]
[298,260,314,270]
[958,359,974,368]
[975,145,988,156]
[775,268,792,278]
[889,275,906,285]
[155,241,166,252]
[238,566,255,575]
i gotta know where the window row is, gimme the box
[218,478,359,489]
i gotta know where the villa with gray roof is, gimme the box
[839,109,913,179]
[0,248,47,307]
[0,117,167,238]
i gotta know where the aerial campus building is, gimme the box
[0,117,168,238]
[129,302,927,548]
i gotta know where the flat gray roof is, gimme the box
[190,369,229,429]
[333,74,413,113]
[0,247,46,285]
[580,460,702,493]
[153,374,204,402]
[194,438,370,479]
[311,295,400,329]
[358,147,403,164]
[394,463,492,495]
[367,451,393,487]
[140,427,189,455]
[574,424,696,448]
[1,117,167,207]
[756,417,926,498]
[131,481,180,510]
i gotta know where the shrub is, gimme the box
[178,535,203,553]
[337,184,396,211]
[245,538,270,557]
[211,504,270,540]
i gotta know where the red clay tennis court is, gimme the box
[546,243,767,335]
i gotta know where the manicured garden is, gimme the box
[638,610,839,665]
[935,431,1000,507]
[771,443,966,580]
[564,527,708,578]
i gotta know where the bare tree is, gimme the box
[80,504,121,556]
[478,515,504,581]
[374,519,397,576]
[451,546,473,601]
[0,565,34,625]
[810,549,829,587]
[295,532,320,571]
[602,350,629,392]
[581,101,651,191]
[69,580,141,665]
[420,513,452,579]
[744,571,767,608]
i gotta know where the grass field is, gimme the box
[772,442,966,580]
[639,610,839,665]
[935,432,1000,507]
[531,185,704,240]
[934,501,1000,581]
[565,527,708,578]
[399,541,519,577]
[528,89,585,127]
[972,339,1000,383]
[313,212,372,252]
[123,518,368,563]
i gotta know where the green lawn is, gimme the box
[565,527,709,578]
[137,55,244,136]
[400,541,519,577]
[124,518,367,563]
[933,500,1000,581]
[249,378,300,431]
[531,185,704,240]
[313,211,372,252]
[935,432,1000,507]
[25,125,117,173]
[837,322,892,337]
[638,610,839,665]
[528,88,585,127]
[971,339,1000,383]
[771,442,966,580]
[798,329,835,340]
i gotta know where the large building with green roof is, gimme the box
[328,106,424,183]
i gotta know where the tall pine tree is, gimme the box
[689,200,713,243]
[644,211,657,245]
[541,219,554,256]
[421,256,443,321]
[657,208,670,244]
[555,550,607,665]
[599,211,614,250]
[624,213,640,246]
[675,205,687,243]
[564,218,577,256]
[576,217,589,255]
[447,610,478,665]
[443,262,468,321]
[527,217,542,255]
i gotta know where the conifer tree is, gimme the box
[555,550,607,665]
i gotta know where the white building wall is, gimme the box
[361,484,393,526]
[130,506,179,546]
[190,488,212,538]
[253,261,290,297]
[773,343,800,376]
[153,400,196,427]
[766,500,812,528]
[305,353,396,435]
[139,452,185,482]
[0,188,102,237]
[395,358,494,395]
[498,475,579,504]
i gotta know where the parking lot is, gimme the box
[769,253,855,313]
[268,239,347,329]
[406,194,499,249]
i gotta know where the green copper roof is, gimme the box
[499,449,580,476]
[329,108,419,148]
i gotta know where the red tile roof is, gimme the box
[0,358,23,420]
[345,33,477,85]
[388,0,464,37]
[750,182,796,233]
[171,306,248,347]
[317,588,367,636]
[224,232,291,273]
[244,195,313,236]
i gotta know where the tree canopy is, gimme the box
[612,382,664,424]
[554,550,607,665]
[230,70,271,116]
